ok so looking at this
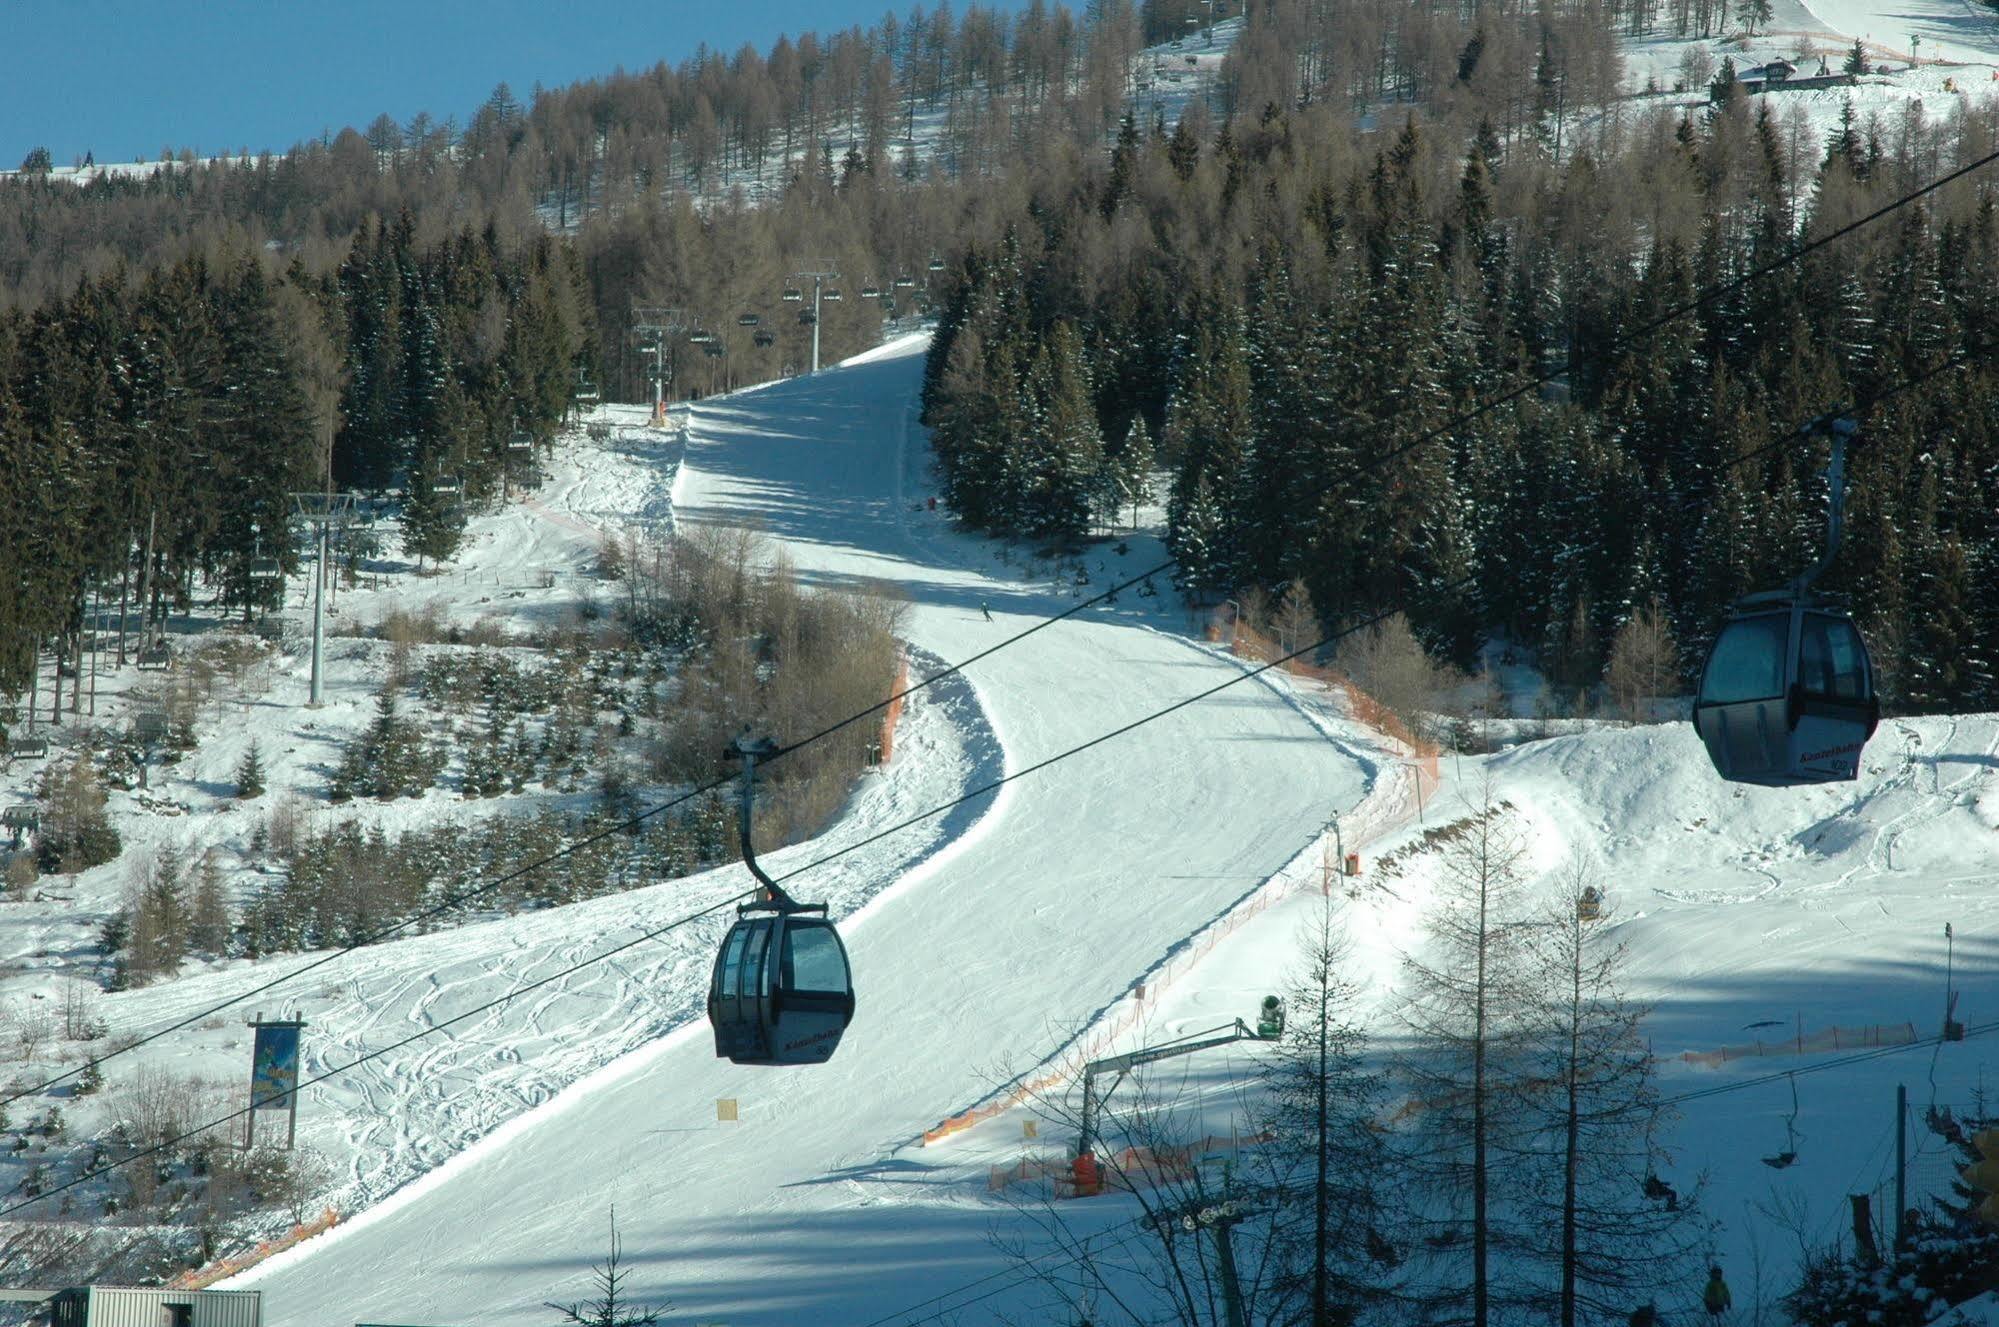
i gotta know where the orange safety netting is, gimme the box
[1207,612,1442,787]
[1677,1021,1917,1067]
[878,652,910,764]
[167,1207,339,1289]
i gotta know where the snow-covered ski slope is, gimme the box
[230,334,1372,1324]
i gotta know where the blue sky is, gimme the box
[2,1,1032,168]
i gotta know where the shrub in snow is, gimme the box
[1788,1222,1999,1325]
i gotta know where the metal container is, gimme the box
[49,1287,262,1327]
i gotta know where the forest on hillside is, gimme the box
[0,0,1993,714]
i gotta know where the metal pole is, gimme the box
[812,275,823,374]
[1213,1219,1248,1327]
[309,519,327,708]
[1895,1082,1907,1248]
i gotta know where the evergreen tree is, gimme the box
[36,752,120,874]
[235,742,266,799]
[1397,782,1536,1327]
[1259,898,1393,1326]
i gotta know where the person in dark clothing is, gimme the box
[981,601,992,622]
[1703,1267,1732,1319]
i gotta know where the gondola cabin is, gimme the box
[709,911,854,1066]
[1693,592,1878,785]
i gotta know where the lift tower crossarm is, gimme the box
[1078,1018,1267,1158]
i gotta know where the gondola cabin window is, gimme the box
[1702,613,1789,703]
[1799,614,1867,700]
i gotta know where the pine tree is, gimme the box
[1512,864,1701,1325]
[36,752,120,874]
[188,851,232,955]
[235,741,266,799]
[1258,898,1393,1325]
[1397,781,1536,1327]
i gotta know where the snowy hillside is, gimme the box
[171,335,1996,1326]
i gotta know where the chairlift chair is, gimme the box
[708,735,855,1066]
[822,288,842,302]
[1761,1074,1803,1168]
[1576,886,1603,922]
[738,313,761,326]
[1693,414,1879,785]
[703,343,725,358]
[894,275,916,289]
[689,328,715,344]
[798,311,817,325]
[927,256,946,273]
[433,475,463,497]
[249,557,282,583]
[574,369,600,404]
[782,287,804,302]
[135,640,171,671]
[753,330,776,348]
[7,736,49,762]
[860,285,881,299]
[508,432,534,454]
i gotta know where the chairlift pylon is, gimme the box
[1693,412,1880,786]
[707,733,855,1066]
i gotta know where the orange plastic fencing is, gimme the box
[1677,1021,1917,1067]
[1209,613,1441,787]
[921,625,1442,1150]
[167,1206,339,1289]
[878,652,910,764]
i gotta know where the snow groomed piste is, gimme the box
[230,335,1375,1324]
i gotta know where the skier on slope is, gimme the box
[1703,1267,1732,1320]
[981,600,993,622]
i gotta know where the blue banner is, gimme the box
[251,1023,301,1111]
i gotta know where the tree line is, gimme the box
[921,87,1999,710]
[0,222,589,711]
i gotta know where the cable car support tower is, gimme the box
[792,265,839,374]
[631,305,687,427]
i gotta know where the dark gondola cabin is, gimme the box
[707,733,855,1065]
[709,912,855,1065]
[1692,412,1879,787]
[1694,593,1878,785]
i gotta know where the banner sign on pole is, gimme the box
[245,1013,306,1149]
